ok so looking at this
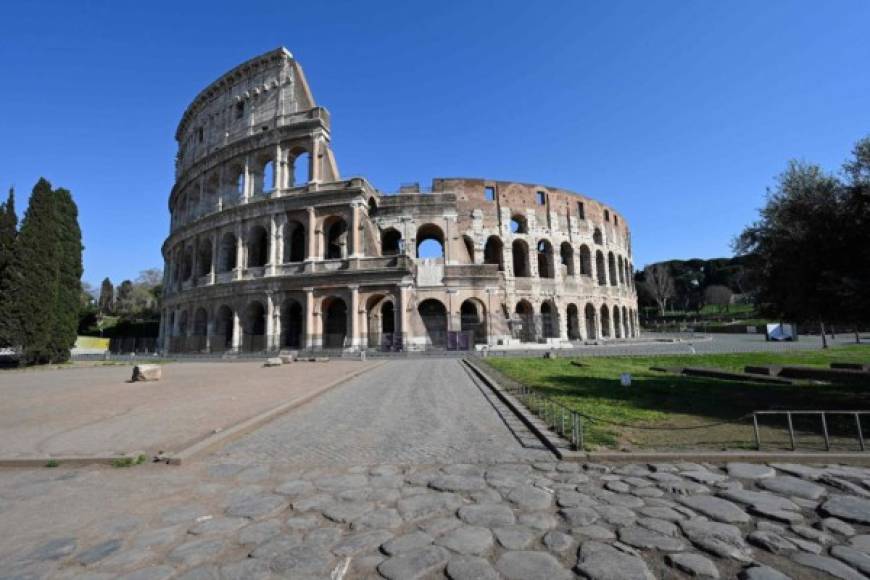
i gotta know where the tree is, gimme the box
[735,160,845,346]
[5,179,82,363]
[704,284,733,313]
[98,277,114,314]
[840,136,870,339]
[642,264,675,316]
[0,187,18,347]
[115,280,135,314]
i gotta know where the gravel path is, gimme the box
[209,359,553,467]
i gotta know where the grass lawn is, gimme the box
[483,345,870,452]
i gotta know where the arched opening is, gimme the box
[322,297,348,349]
[196,241,212,278]
[280,300,303,349]
[540,301,558,339]
[182,247,193,281]
[192,307,208,352]
[560,242,575,277]
[291,150,311,186]
[579,244,592,277]
[515,300,536,343]
[213,305,234,351]
[177,310,189,336]
[381,301,395,340]
[510,214,528,234]
[284,220,306,263]
[365,295,395,349]
[368,197,378,216]
[462,235,475,264]
[228,166,244,200]
[618,255,625,285]
[613,306,622,339]
[593,227,603,245]
[608,252,617,287]
[418,298,448,347]
[622,306,629,338]
[460,299,487,345]
[567,304,581,340]
[323,216,348,260]
[205,174,220,211]
[600,304,611,338]
[243,301,267,352]
[218,232,237,272]
[262,160,275,193]
[416,224,445,258]
[537,240,555,279]
[483,236,504,271]
[247,225,269,268]
[512,239,530,277]
[585,303,597,340]
[595,251,607,286]
[381,228,401,256]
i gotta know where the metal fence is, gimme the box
[753,410,870,451]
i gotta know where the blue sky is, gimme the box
[1,1,868,286]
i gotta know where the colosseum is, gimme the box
[159,48,639,354]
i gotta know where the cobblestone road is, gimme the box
[209,359,553,467]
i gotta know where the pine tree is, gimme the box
[51,187,83,362]
[98,277,114,314]
[0,187,19,347]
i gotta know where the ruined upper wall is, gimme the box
[174,48,321,177]
[433,178,632,256]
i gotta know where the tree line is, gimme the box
[0,179,83,364]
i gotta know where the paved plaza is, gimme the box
[1,356,870,579]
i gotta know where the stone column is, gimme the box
[274,143,283,192]
[231,309,241,351]
[205,318,214,353]
[350,202,361,258]
[304,287,315,349]
[349,285,359,350]
[268,214,278,276]
[398,284,410,347]
[557,302,569,341]
[265,293,275,352]
[235,222,245,280]
[210,234,218,284]
[190,238,198,286]
[306,207,317,262]
[243,156,251,202]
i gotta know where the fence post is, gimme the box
[752,413,760,450]
[572,412,578,450]
[857,413,866,452]
[821,413,830,451]
[786,412,796,451]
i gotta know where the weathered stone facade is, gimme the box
[160,48,638,353]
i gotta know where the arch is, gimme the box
[595,250,607,286]
[323,216,348,260]
[381,228,401,255]
[262,160,275,193]
[322,296,348,349]
[585,303,597,340]
[177,310,189,336]
[593,227,603,245]
[515,300,536,343]
[618,255,625,285]
[227,165,245,200]
[560,242,575,277]
[613,306,622,338]
[218,232,237,272]
[512,239,530,277]
[181,246,194,281]
[416,223,445,258]
[608,252,617,286]
[462,235,475,264]
[381,301,395,339]
[567,303,581,340]
[510,214,528,234]
[418,298,448,347]
[600,304,611,338]
[540,301,559,339]
[365,294,395,349]
[192,307,208,352]
[537,240,555,279]
[284,220,306,263]
[204,174,220,210]
[291,150,311,186]
[367,197,378,215]
[579,244,592,277]
[243,300,267,352]
[213,305,234,351]
[460,299,487,345]
[247,225,269,268]
[196,240,212,278]
[280,299,303,349]
[483,235,504,271]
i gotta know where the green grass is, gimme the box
[111,454,148,468]
[484,345,870,451]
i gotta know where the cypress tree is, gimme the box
[98,277,114,314]
[0,188,18,347]
[51,187,83,362]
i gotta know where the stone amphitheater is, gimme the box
[159,48,638,353]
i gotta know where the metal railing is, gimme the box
[502,381,584,451]
[753,410,870,451]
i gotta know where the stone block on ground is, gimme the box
[263,357,282,367]
[131,364,161,382]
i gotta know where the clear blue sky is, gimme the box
[1,1,868,287]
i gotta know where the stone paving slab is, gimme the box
[0,360,377,458]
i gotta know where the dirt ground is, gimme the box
[0,360,377,459]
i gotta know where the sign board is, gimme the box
[766,323,797,342]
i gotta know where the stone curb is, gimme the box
[461,358,579,461]
[0,452,148,469]
[465,358,870,466]
[161,361,386,465]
